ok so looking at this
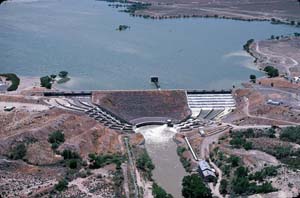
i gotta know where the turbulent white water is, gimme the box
[135,124,177,144]
[136,125,186,198]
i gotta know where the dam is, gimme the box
[45,89,235,131]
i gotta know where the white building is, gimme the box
[198,160,216,182]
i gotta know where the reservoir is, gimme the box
[0,0,298,90]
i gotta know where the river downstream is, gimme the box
[0,0,298,90]
[136,125,186,198]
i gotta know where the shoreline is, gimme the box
[99,0,300,28]
[247,36,300,78]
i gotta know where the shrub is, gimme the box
[152,183,173,198]
[249,166,278,181]
[136,151,155,179]
[230,137,245,148]
[231,165,277,195]
[177,146,191,172]
[88,153,124,169]
[280,126,300,144]
[113,168,124,197]
[54,179,68,192]
[62,149,80,160]
[243,39,254,52]
[243,141,253,150]
[48,131,65,144]
[48,131,65,149]
[227,155,240,167]
[9,143,26,160]
[280,157,300,169]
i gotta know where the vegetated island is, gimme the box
[40,71,70,89]
[116,25,130,31]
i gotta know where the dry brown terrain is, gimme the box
[0,109,123,162]
[249,37,300,77]
[224,78,300,126]
[0,158,66,197]
[0,94,127,197]
[130,0,300,22]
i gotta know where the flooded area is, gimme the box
[136,125,186,198]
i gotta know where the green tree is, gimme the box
[220,179,228,195]
[250,74,256,83]
[227,155,240,167]
[40,76,52,89]
[264,66,279,78]
[69,159,78,169]
[182,174,212,198]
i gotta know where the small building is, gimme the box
[199,127,205,137]
[293,76,300,83]
[198,160,216,182]
[166,119,173,127]
[4,106,15,111]
[150,76,159,83]
[267,99,282,106]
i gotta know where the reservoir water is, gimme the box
[136,125,186,198]
[0,0,298,90]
